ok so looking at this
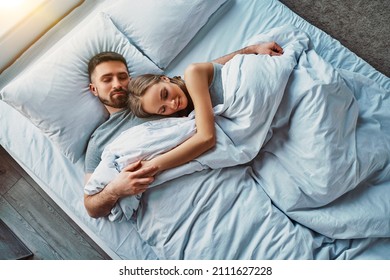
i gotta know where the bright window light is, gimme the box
[0,0,46,38]
[0,0,25,9]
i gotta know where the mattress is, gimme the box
[0,0,389,260]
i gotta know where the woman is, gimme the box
[127,41,284,177]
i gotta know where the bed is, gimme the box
[0,0,389,260]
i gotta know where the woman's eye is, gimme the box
[163,89,168,99]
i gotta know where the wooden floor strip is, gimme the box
[0,218,33,260]
[0,146,111,260]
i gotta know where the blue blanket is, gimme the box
[87,26,390,258]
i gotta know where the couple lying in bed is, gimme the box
[84,38,284,219]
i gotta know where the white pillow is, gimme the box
[103,0,228,69]
[0,12,162,163]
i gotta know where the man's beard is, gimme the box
[97,89,129,109]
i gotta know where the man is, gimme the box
[84,42,283,218]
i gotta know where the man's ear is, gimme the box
[89,83,98,96]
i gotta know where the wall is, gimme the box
[0,0,84,72]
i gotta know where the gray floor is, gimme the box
[279,0,390,78]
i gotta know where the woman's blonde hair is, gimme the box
[128,74,193,118]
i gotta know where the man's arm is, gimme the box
[84,173,118,218]
[212,41,283,65]
[84,161,157,218]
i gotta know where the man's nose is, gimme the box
[112,77,122,88]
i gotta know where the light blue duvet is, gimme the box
[86,25,390,259]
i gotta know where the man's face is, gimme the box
[89,61,130,112]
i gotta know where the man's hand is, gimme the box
[245,41,284,56]
[107,160,157,198]
[212,41,283,65]
[84,160,157,218]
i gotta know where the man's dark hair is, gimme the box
[88,52,128,82]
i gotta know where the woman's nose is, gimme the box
[169,99,176,109]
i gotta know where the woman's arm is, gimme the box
[145,63,215,174]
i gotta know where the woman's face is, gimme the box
[141,77,188,116]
